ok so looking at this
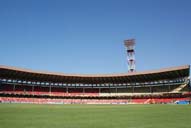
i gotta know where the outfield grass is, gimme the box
[0,104,191,128]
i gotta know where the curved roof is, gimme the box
[0,65,190,84]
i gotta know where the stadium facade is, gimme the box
[0,65,190,104]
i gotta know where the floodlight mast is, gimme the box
[124,39,136,72]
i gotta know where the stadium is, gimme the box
[0,39,190,104]
[0,39,191,128]
[1,56,191,128]
[1,1,191,127]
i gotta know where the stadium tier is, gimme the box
[0,65,190,104]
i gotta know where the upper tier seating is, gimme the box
[0,83,188,97]
[0,84,99,96]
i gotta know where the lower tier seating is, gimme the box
[0,97,189,104]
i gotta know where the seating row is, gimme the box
[0,97,189,104]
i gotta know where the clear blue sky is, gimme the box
[0,0,190,74]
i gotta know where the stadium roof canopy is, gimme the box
[0,65,190,84]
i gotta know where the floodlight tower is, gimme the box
[124,39,136,72]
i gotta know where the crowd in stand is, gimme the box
[0,83,190,104]
[0,97,189,104]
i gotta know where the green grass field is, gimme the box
[0,104,191,128]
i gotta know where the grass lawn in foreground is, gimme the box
[0,104,191,128]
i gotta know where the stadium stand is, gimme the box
[0,65,190,104]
